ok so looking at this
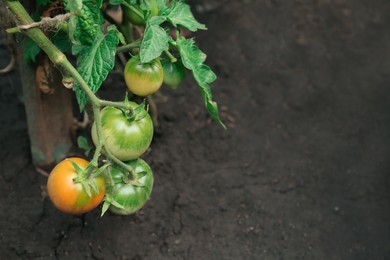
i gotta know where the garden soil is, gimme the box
[0,0,389,259]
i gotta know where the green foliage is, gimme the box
[51,31,72,54]
[140,17,170,63]
[162,1,206,31]
[73,26,120,111]
[68,0,104,46]
[176,37,225,128]
[27,0,224,126]
[77,136,92,156]
[36,0,52,9]
[24,38,41,64]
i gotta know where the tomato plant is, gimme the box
[47,158,106,215]
[162,59,186,89]
[124,56,164,96]
[5,0,225,216]
[91,101,153,161]
[102,159,153,215]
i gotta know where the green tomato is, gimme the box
[107,159,154,215]
[162,61,186,89]
[91,102,153,161]
[122,4,145,26]
[124,57,164,97]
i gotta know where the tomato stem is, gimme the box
[121,2,144,22]
[116,40,141,54]
[93,103,137,180]
[164,50,177,63]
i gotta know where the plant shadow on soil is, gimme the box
[0,0,390,259]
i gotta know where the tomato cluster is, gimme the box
[47,53,186,216]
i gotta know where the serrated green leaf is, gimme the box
[163,1,206,32]
[24,38,41,64]
[193,64,217,85]
[176,37,225,128]
[176,37,206,70]
[140,19,170,63]
[69,0,103,46]
[74,29,120,111]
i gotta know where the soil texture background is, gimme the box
[0,0,389,259]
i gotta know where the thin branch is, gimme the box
[116,40,141,53]
[6,13,72,33]
[164,50,177,63]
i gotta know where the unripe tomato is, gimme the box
[124,57,164,97]
[106,159,154,215]
[162,60,186,89]
[122,4,145,26]
[47,158,106,215]
[91,102,153,161]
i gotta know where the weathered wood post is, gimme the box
[13,1,75,168]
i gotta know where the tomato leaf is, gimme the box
[68,0,104,46]
[162,1,206,32]
[24,38,41,64]
[140,17,170,63]
[74,26,120,111]
[77,136,92,156]
[51,31,72,54]
[176,37,225,128]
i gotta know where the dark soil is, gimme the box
[1,0,389,259]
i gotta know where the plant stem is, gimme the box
[121,2,144,21]
[164,50,177,63]
[116,40,141,54]
[99,100,133,114]
[6,0,137,179]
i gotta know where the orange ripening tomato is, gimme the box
[47,158,106,215]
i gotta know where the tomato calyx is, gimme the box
[121,101,149,122]
[68,159,108,198]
